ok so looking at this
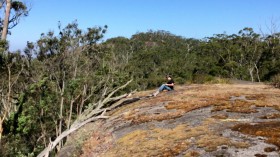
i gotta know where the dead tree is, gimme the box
[37,79,133,157]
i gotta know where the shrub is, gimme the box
[208,77,230,84]
[271,74,280,88]
[174,77,186,84]
[192,74,215,84]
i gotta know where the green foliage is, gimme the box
[192,74,215,84]
[12,1,28,12]
[174,77,186,84]
[119,30,200,89]
[0,0,29,40]
[0,40,9,53]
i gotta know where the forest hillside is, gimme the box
[1,21,280,156]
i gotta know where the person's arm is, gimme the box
[165,83,174,86]
[165,80,174,86]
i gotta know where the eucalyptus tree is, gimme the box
[259,32,280,80]
[236,28,263,82]
[0,20,134,156]
[0,0,29,41]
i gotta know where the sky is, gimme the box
[7,0,280,51]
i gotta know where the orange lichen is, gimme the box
[197,135,231,152]
[184,151,200,157]
[273,104,280,111]
[211,100,258,113]
[103,125,191,157]
[125,110,185,124]
[232,122,280,148]
[103,119,247,156]
[210,101,231,112]
[196,134,249,152]
[245,94,267,100]
[260,113,280,119]
[81,131,113,157]
[264,147,277,152]
[228,100,256,114]
[164,100,212,112]
[191,119,250,152]
[211,114,229,119]
[84,84,280,156]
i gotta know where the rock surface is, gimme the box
[59,83,280,157]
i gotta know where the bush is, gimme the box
[271,74,280,88]
[192,74,230,84]
[208,77,230,84]
[175,77,186,84]
[192,74,215,84]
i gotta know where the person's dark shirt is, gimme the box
[167,79,175,90]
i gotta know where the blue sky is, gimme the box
[8,0,280,51]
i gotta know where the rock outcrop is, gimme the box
[59,83,280,157]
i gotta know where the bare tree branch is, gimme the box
[37,79,133,157]
[37,114,109,157]
[102,79,133,105]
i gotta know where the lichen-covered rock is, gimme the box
[59,84,280,157]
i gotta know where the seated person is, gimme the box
[153,75,175,96]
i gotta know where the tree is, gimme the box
[236,28,263,82]
[0,0,29,40]
[0,21,135,156]
[0,52,27,141]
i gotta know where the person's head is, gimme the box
[166,75,172,80]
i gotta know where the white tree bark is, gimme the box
[1,0,11,40]
[37,79,133,157]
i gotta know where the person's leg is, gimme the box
[153,85,173,96]
[153,84,165,96]
[162,85,172,91]
[158,84,166,91]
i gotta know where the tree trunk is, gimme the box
[1,0,11,40]
[67,100,74,130]
[67,94,80,129]
[0,66,12,141]
[37,79,133,157]
[254,63,261,82]
[0,64,24,141]
[58,80,65,151]
[37,114,109,157]
[249,67,254,82]
[0,118,4,141]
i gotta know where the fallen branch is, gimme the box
[101,79,133,106]
[74,79,133,124]
[37,79,133,157]
[37,114,109,157]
